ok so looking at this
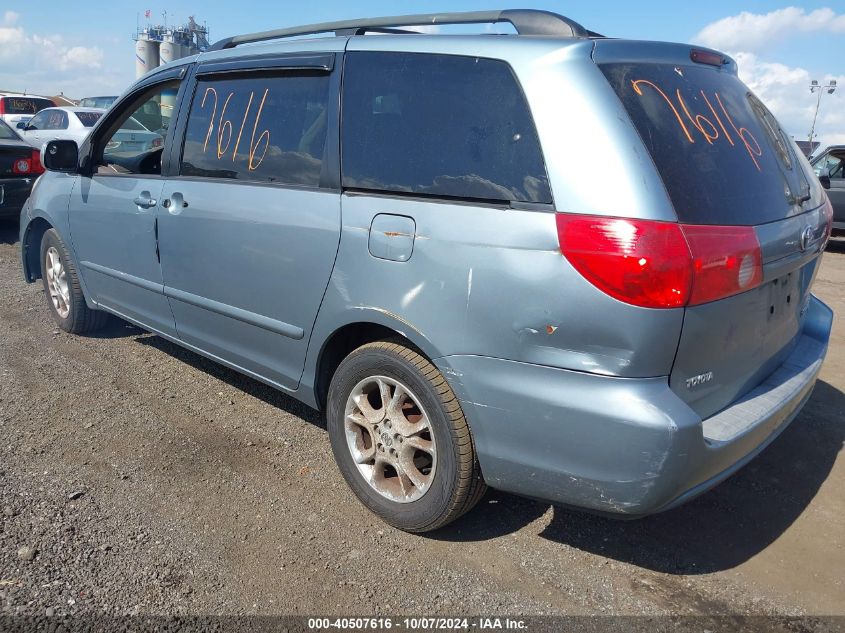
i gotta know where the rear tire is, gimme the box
[40,229,108,334]
[327,340,486,532]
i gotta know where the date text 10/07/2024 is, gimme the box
[307,617,528,630]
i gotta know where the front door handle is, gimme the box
[133,192,157,209]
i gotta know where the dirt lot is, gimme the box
[0,219,843,626]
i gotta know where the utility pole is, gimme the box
[809,79,837,147]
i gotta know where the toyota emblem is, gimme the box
[800,225,813,252]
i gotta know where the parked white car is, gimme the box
[18,106,164,153]
[0,94,55,127]
[16,107,105,149]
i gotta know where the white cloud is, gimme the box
[0,12,114,97]
[692,9,844,149]
[694,7,845,53]
[58,45,104,71]
[733,52,844,148]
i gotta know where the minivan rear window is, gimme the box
[1,97,54,115]
[342,52,551,204]
[600,63,808,225]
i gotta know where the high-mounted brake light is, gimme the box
[556,214,764,309]
[690,49,726,67]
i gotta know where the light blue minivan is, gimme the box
[20,10,834,532]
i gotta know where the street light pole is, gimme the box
[809,79,838,147]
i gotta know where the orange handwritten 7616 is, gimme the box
[196,85,271,171]
[631,79,763,172]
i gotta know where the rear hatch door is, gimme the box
[595,41,830,419]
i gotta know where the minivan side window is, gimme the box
[180,72,331,188]
[341,52,552,204]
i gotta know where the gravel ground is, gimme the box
[1,219,843,629]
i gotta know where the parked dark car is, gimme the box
[812,145,845,235]
[0,117,42,219]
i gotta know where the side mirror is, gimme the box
[16,121,27,130]
[42,139,79,173]
[819,175,831,190]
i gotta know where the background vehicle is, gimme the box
[103,116,165,160]
[17,107,105,148]
[0,118,42,219]
[18,107,163,153]
[79,96,118,109]
[0,94,55,127]
[18,10,833,533]
[812,145,845,235]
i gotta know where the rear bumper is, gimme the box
[0,177,34,218]
[434,295,832,517]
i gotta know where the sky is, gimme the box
[0,1,843,148]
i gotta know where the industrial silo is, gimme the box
[134,38,160,79]
[159,39,179,66]
[158,37,179,124]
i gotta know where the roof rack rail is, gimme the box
[209,9,593,51]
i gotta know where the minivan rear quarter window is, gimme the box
[342,52,551,204]
[181,73,330,188]
[600,63,807,225]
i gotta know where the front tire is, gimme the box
[327,340,486,532]
[40,229,108,334]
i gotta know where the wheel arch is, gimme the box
[309,315,441,412]
[21,212,96,310]
[21,216,53,282]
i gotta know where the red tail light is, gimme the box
[29,149,44,175]
[682,225,762,305]
[556,214,763,309]
[0,100,5,115]
[556,215,692,308]
[11,149,44,176]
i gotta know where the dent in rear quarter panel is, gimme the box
[303,193,684,386]
[301,37,686,386]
